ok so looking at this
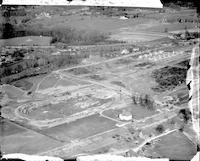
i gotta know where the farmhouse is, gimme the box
[119,110,133,121]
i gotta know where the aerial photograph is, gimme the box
[0,0,199,161]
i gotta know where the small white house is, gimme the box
[119,110,133,121]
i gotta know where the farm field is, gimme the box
[55,79,79,87]
[0,118,26,136]
[36,15,150,34]
[141,22,197,33]
[22,74,48,93]
[37,73,61,90]
[0,128,63,155]
[1,84,25,99]
[42,114,117,141]
[109,32,166,43]
[102,104,158,121]
[0,36,52,47]
[145,131,197,160]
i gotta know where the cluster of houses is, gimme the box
[138,50,183,62]
[35,12,51,19]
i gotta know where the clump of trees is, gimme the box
[178,108,192,123]
[132,94,155,110]
[155,124,165,134]
[0,22,109,45]
[151,66,187,92]
[0,48,88,84]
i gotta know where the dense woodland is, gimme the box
[152,66,187,92]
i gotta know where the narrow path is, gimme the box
[132,129,177,153]
[99,111,122,123]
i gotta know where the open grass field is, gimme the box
[109,32,165,43]
[111,81,126,88]
[151,131,197,160]
[38,73,60,90]
[143,22,196,33]
[86,74,106,81]
[22,74,48,92]
[42,114,116,141]
[68,67,91,75]
[29,14,171,43]
[38,15,150,34]
[55,78,79,87]
[11,79,33,91]
[0,119,26,136]
[0,129,63,154]
[1,84,25,99]
[156,85,188,104]
[102,104,157,121]
[0,36,52,47]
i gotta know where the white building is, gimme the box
[119,110,133,121]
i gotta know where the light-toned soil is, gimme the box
[103,104,157,121]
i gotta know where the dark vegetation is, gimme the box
[155,124,165,134]
[89,6,144,18]
[151,66,187,92]
[0,48,88,84]
[132,94,155,110]
[175,92,189,105]
[0,22,109,45]
[134,62,155,68]
[0,6,109,45]
[11,79,33,91]
[88,74,105,81]
[111,81,126,88]
[68,67,90,75]
[161,0,200,15]
[174,31,200,40]
[178,108,192,123]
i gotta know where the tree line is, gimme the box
[132,94,155,110]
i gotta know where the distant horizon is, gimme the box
[3,0,163,8]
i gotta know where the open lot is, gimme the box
[0,118,26,136]
[55,78,79,87]
[42,114,117,141]
[0,129,63,155]
[147,131,197,160]
[11,79,33,91]
[142,22,196,33]
[102,104,158,121]
[1,84,25,99]
[37,15,150,34]
[21,74,48,93]
[38,73,61,90]
[109,32,166,43]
